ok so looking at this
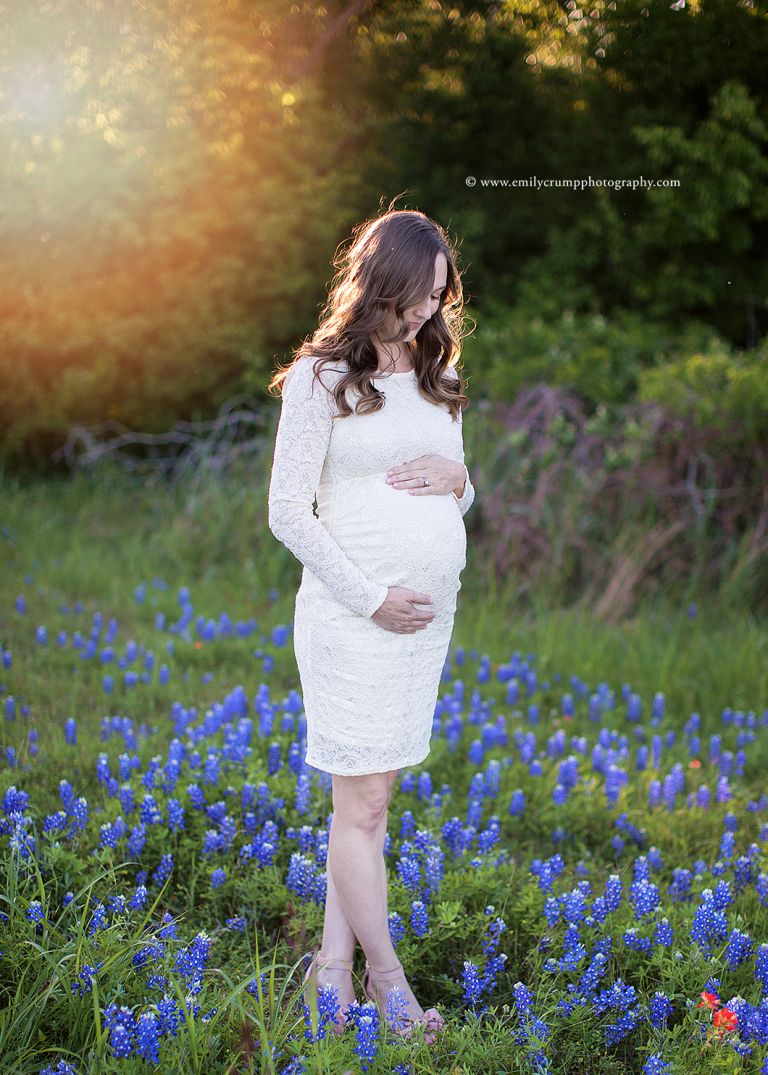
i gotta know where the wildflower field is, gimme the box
[1,467,767,1075]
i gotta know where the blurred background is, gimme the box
[1,0,767,616]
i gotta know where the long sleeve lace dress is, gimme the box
[268,356,475,776]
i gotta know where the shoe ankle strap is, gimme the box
[317,950,354,970]
[365,959,404,981]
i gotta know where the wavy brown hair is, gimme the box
[267,208,471,421]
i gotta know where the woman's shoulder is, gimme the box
[282,356,348,410]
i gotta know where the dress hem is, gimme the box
[304,747,430,777]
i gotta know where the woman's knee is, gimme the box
[332,772,393,832]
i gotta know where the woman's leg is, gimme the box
[321,770,395,959]
[312,771,396,1017]
[321,858,357,960]
[326,770,396,967]
[327,770,428,1020]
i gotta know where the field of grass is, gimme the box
[1,464,767,1074]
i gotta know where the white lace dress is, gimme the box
[267,356,475,776]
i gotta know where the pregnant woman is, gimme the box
[267,208,475,1042]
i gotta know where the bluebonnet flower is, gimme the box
[165,799,185,829]
[152,853,174,887]
[40,1062,79,1075]
[462,961,483,1006]
[388,911,406,947]
[349,1000,380,1071]
[690,889,729,957]
[132,942,165,970]
[280,1058,307,1075]
[72,962,103,997]
[127,823,146,856]
[103,1004,136,1058]
[668,867,692,902]
[649,992,673,1027]
[286,852,324,905]
[424,845,445,894]
[530,854,565,893]
[68,797,89,837]
[247,972,270,1002]
[482,910,507,955]
[481,953,508,995]
[134,1011,161,1063]
[631,878,660,919]
[512,982,533,1016]
[509,789,525,817]
[302,983,341,1043]
[561,886,589,925]
[511,982,552,1070]
[724,928,752,968]
[604,874,622,911]
[384,985,410,1033]
[557,924,587,969]
[88,902,109,935]
[623,928,652,954]
[755,943,768,989]
[410,900,429,938]
[108,894,127,918]
[643,1052,673,1074]
[156,911,179,940]
[593,981,642,1045]
[128,883,148,911]
[712,879,733,910]
[173,931,212,995]
[27,900,45,925]
[653,918,674,946]
[396,855,421,895]
[187,783,206,810]
[544,895,563,928]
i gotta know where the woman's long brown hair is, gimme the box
[267,208,472,422]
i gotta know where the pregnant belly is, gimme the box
[318,472,467,594]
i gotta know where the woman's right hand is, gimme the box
[372,586,435,633]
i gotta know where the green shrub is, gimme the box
[637,340,768,442]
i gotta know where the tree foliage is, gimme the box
[1,0,767,467]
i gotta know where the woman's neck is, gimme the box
[374,339,415,373]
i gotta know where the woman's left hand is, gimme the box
[385,454,466,497]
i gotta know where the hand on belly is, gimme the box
[385,454,465,497]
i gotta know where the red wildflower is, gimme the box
[689,759,701,768]
[713,1008,738,1032]
[698,991,721,1010]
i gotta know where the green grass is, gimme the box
[1,463,767,1074]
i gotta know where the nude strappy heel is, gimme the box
[302,948,356,1035]
[360,957,445,1045]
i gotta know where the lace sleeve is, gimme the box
[445,366,475,517]
[268,357,390,618]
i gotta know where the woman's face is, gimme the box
[380,251,449,341]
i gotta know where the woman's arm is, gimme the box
[446,368,475,517]
[268,357,389,618]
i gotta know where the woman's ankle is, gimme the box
[366,957,404,977]
[317,949,355,967]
